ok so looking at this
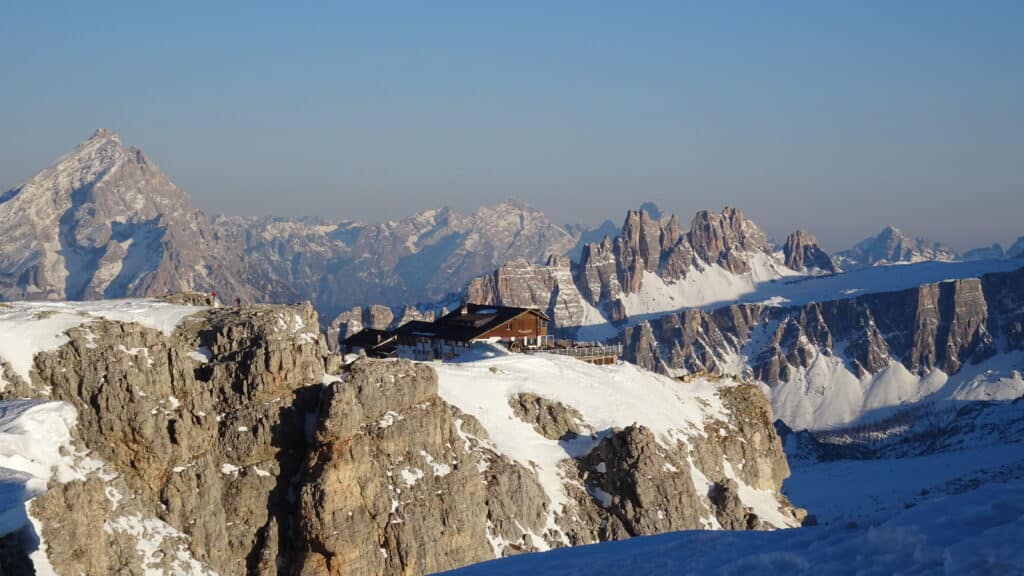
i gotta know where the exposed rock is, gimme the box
[687,207,771,274]
[692,385,791,492]
[509,393,589,441]
[293,358,551,575]
[708,479,760,530]
[578,426,706,535]
[3,302,331,575]
[578,237,623,305]
[782,230,835,272]
[393,305,436,328]
[623,267,1024,430]
[625,268,1022,383]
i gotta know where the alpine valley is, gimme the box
[1,131,1022,575]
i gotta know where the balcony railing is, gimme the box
[525,343,623,359]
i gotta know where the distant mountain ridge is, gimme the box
[0,130,577,319]
[2,130,1021,329]
[835,225,958,268]
[467,206,834,332]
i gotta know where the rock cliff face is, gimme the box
[623,266,1024,430]
[0,300,802,575]
[3,303,329,575]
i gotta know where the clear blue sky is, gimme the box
[1,1,1021,251]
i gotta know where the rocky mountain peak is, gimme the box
[839,226,958,268]
[687,207,770,271]
[782,229,834,272]
[0,131,224,301]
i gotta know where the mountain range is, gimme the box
[3,130,1021,330]
[0,130,576,319]
[1,130,1023,575]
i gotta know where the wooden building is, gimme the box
[394,304,551,361]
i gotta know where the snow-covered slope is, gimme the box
[438,477,1024,575]
[766,346,1024,431]
[617,253,798,318]
[0,401,81,535]
[435,347,801,549]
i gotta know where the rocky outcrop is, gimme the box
[508,393,589,441]
[293,360,553,575]
[687,207,771,275]
[326,304,440,352]
[2,302,330,575]
[569,384,800,539]
[782,230,835,272]
[326,304,395,351]
[2,299,802,575]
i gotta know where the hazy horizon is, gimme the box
[2,2,1021,252]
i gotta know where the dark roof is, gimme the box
[342,328,396,349]
[395,304,549,343]
[393,321,437,337]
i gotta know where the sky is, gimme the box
[0,1,1021,251]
